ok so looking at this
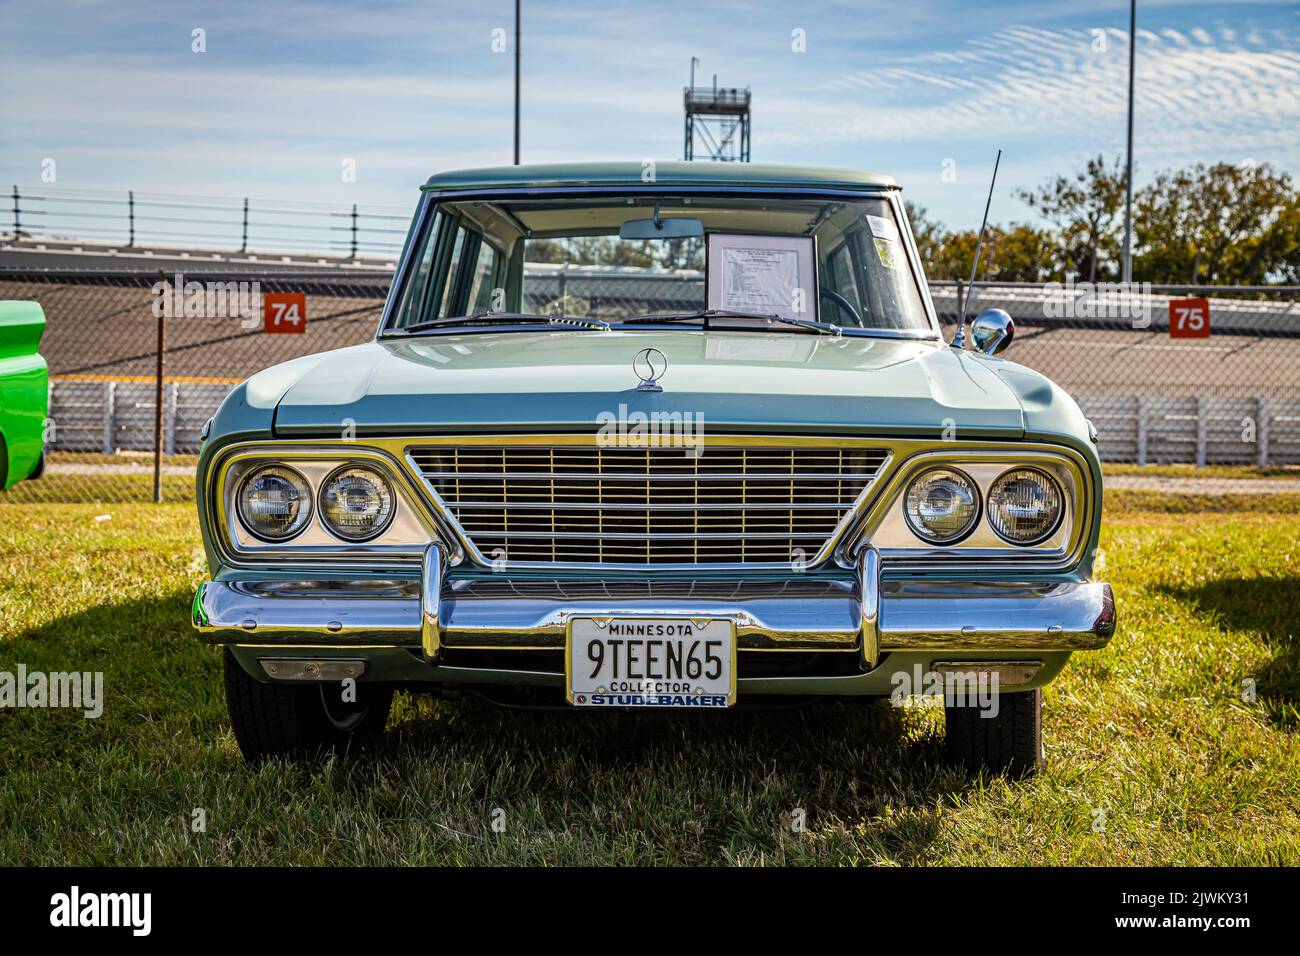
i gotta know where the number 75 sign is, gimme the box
[263,292,307,334]
[1169,297,1210,339]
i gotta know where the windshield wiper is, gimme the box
[545,316,612,331]
[396,311,609,334]
[621,309,841,336]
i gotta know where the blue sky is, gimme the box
[2,0,1298,230]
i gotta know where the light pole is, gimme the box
[1121,0,1136,283]
[513,0,521,165]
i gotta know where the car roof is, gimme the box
[422,161,899,192]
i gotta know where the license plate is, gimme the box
[566,617,736,708]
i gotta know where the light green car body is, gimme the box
[193,163,1112,704]
[0,301,49,489]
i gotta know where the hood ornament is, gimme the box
[634,347,667,392]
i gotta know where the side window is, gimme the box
[434,226,470,318]
[822,240,864,326]
[467,241,501,313]
[394,210,442,328]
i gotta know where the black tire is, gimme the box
[223,649,394,762]
[944,688,1043,776]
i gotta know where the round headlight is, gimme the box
[904,468,980,544]
[236,465,312,541]
[319,466,395,542]
[987,468,1064,545]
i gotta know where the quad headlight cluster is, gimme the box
[903,465,1064,547]
[235,463,397,543]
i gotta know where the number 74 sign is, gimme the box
[1169,297,1209,339]
[263,292,307,334]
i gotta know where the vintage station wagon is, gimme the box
[193,162,1115,773]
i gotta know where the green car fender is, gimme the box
[0,301,49,489]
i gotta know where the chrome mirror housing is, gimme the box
[971,308,1014,356]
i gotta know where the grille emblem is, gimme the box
[633,347,667,392]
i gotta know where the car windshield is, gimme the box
[385,193,934,334]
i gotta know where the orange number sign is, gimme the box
[263,292,307,334]
[1168,298,1209,339]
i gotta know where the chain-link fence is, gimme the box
[933,281,1300,473]
[1,265,1297,504]
[0,268,390,502]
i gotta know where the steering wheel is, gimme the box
[819,287,862,326]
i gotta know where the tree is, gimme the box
[904,203,1060,283]
[903,200,946,275]
[524,236,656,268]
[1270,199,1300,283]
[1017,154,1127,282]
[1134,162,1297,284]
[984,223,1060,282]
[923,228,978,281]
[523,236,691,270]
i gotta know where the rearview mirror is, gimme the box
[619,216,705,240]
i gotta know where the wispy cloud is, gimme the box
[0,0,1296,228]
[809,24,1300,155]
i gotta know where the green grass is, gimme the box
[1106,490,1300,513]
[1,473,196,504]
[1,502,1296,865]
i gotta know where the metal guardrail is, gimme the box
[929,280,1300,336]
[6,185,409,258]
[1076,396,1300,466]
[49,380,230,455]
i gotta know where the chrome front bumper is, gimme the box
[194,545,1116,667]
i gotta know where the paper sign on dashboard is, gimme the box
[707,233,816,321]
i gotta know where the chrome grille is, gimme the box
[409,443,889,566]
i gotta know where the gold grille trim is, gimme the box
[409,444,889,566]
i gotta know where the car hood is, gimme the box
[270,329,1026,438]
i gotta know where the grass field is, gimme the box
[0,497,1296,865]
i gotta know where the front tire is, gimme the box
[944,688,1043,776]
[223,649,394,762]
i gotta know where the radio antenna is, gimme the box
[951,148,1002,349]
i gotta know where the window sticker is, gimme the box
[866,214,903,270]
[866,214,900,242]
[874,237,901,270]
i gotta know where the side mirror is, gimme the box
[971,308,1014,356]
